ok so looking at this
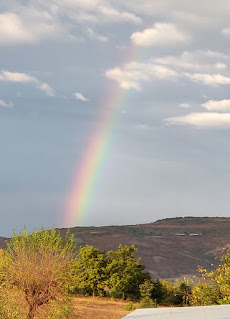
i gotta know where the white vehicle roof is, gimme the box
[122,304,230,319]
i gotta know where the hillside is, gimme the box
[59,216,230,279]
[1,217,230,279]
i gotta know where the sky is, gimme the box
[1,1,230,236]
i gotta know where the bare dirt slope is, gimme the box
[59,217,230,279]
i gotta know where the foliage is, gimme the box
[0,289,21,319]
[0,226,203,312]
[190,283,219,306]
[150,279,167,304]
[124,301,136,311]
[191,245,230,305]
[160,281,183,305]
[0,228,76,319]
[139,280,154,298]
[74,245,108,297]
[106,244,150,300]
[139,280,157,308]
[139,297,157,308]
[45,298,74,319]
[150,279,192,306]
[178,278,192,305]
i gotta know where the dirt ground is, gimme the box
[73,296,135,319]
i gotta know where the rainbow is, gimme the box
[63,45,146,227]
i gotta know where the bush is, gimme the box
[139,280,157,308]
[124,302,136,311]
[190,283,219,306]
[0,228,76,319]
[139,297,157,308]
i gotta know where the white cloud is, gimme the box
[97,5,141,24]
[153,51,227,72]
[202,99,230,111]
[52,0,142,24]
[179,103,191,109]
[0,10,66,45]
[4,0,230,47]
[73,92,89,102]
[38,83,55,97]
[106,49,230,91]
[106,61,178,90]
[165,112,230,128]
[0,71,38,83]
[185,73,230,86]
[120,0,230,28]
[0,70,55,96]
[0,1,142,45]
[0,99,13,108]
[221,28,230,37]
[131,23,189,47]
[0,13,34,45]
[87,28,108,42]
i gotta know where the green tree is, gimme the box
[151,280,167,303]
[106,244,150,300]
[151,279,192,306]
[191,283,219,306]
[75,245,108,297]
[191,245,230,305]
[0,228,76,319]
[139,280,157,308]
[179,278,192,305]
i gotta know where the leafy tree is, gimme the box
[151,279,192,306]
[191,245,230,305]
[139,280,157,308]
[160,281,182,305]
[106,244,150,300]
[75,245,108,297]
[190,283,219,306]
[151,280,167,303]
[0,228,76,319]
[178,278,192,305]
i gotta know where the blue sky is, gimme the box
[1,1,230,235]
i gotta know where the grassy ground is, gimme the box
[73,296,135,319]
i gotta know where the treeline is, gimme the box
[71,245,192,305]
[1,228,230,318]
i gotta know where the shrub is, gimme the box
[124,302,136,311]
[0,228,76,319]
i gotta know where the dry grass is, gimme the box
[0,289,134,319]
[73,296,135,319]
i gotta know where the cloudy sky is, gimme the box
[1,1,230,236]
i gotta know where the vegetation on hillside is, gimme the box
[1,225,230,318]
[0,229,150,318]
